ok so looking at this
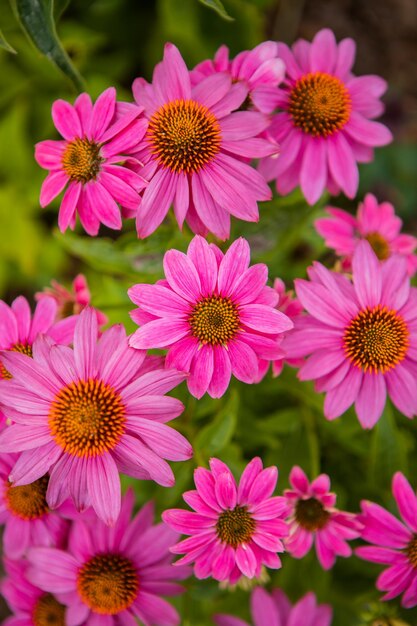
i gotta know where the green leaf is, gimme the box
[195,390,238,455]
[198,0,234,21]
[12,0,85,90]
[368,401,408,487]
[0,28,17,53]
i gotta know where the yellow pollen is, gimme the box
[294,497,330,531]
[147,99,221,173]
[48,379,126,458]
[62,138,102,183]
[406,536,417,568]
[216,506,256,548]
[365,232,390,261]
[33,593,66,626]
[6,475,49,521]
[189,295,240,345]
[344,305,409,374]
[289,71,351,137]
[77,554,139,615]
[0,342,33,379]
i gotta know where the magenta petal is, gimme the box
[235,544,257,578]
[85,181,122,230]
[128,283,188,316]
[237,457,263,505]
[327,133,358,199]
[87,454,121,526]
[355,374,386,429]
[40,170,69,207]
[160,42,191,101]
[137,168,177,238]
[300,138,327,205]
[352,240,382,308]
[89,87,116,140]
[218,238,250,295]
[208,346,232,398]
[58,182,81,232]
[126,417,192,461]
[240,304,293,334]
[393,472,417,533]
[324,366,362,420]
[52,100,82,140]
[187,236,217,296]
[130,319,189,349]
[215,471,237,509]
[344,112,392,147]
[188,344,214,399]
[251,587,280,626]
[228,339,258,383]
[27,547,77,592]
[164,249,202,301]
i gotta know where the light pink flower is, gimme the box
[284,241,417,428]
[356,472,417,608]
[315,193,417,276]
[131,43,277,239]
[27,491,189,625]
[36,273,108,325]
[259,29,392,204]
[215,587,332,626]
[162,457,288,584]
[129,236,293,399]
[191,41,285,113]
[35,87,147,235]
[284,466,361,570]
[0,308,192,525]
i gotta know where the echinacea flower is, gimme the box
[259,29,392,204]
[191,41,285,113]
[129,236,293,398]
[1,557,68,626]
[0,453,68,559]
[35,87,147,235]
[315,193,417,276]
[131,43,277,239]
[163,457,288,584]
[284,241,417,428]
[215,586,332,626]
[356,472,417,608]
[0,308,192,525]
[284,466,361,569]
[27,491,189,625]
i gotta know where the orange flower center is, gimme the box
[48,379,126,457]
[289,71,351,137]
[365,232,390,261]
[189,295,240,345]
[77,554,139,615]
[33,593,66,626]
[6,475,49,520]
[344,305,409,373]
[147,99,221,173]
[295,497,330,531]
[0,342,33,379]
[62,138,102,183]
[406,535,417,568]
[216,505,256,548]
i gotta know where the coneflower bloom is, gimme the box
[259,29,392,204]
[27,491,189,625]
[1,557,68,626]
[0,453,68,559]
[129,236,293,398]
[284,241,417,428]
[162,457,288,584]
[284,466,361,570]
[215,587,332,626]
[35,87,147,235]
[356,472,417,608]
[315,194,417,276]
[131,43,277,239]
[191,41,285,113]
[0,308,192,525]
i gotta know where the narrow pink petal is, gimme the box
[334,38,356,79]
[192,73,232,110]
[165,336,199,372]
[240,304,293,334]
[35,140,66,170]
[74,92,93,133]
[27,547,78,592]
[0,424,51,453]
[160,42,191,101]
[73,308,98,380]
[173,173,189,228]
[386,364,417,418]
[9,442,61,485]
[248,466,278,504]
[310,29,337,73]
[188,344,214,399]
[344,112,393,147]
[87,454,121,526]
[393,472,417,533]
[164,249,202,301]
[294,279,349,327]
[85,181,122,230]
[40,170,69,207]
[99,171,140,210]
[220,111,270,141]
[52,100,82,140]
[162,509,214,534]
[300,138,327,205]
[237,457,263,505]
[58,182,81,232]
[88,87,116,140]
[327,133,358,198]
[137,168,177,237]
[217,238,250,295]
[352,240,382,308]
[30,295,57,340]
[324,366,362,420]
[208,346,232,398]
[187,236,217,296]
[228,339,258,383]
[129,319,189,349]
[125,417,192,461]
[355,374,386,428]
[215,471,237,509]
[251,587,280,626]
[191,173,231,240]
[116,434,174,486]
[235,544,257,578]
[128,283,188,316]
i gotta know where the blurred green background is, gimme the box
[0,0,416,624]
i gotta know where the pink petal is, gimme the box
[300,138,327,205]
[240,304,293,334]
[52,100,82,140]
[208,346,232,398]
[128,283,188,316]
[344,112,393,147]
[218,238,250,295]
[215,471,237,509]
[40,170,69,207]
[228,339,258,383]
[327,133,358,198]
[88,87,116,140]
[324,366,362,420]
[164,249,202,301]
[235,544,257,578]
[355,374,386,428]
[87,454,121,526]
[352,240,382,308]
[130,319,189,349]
[85,181,122,230]
[310,29,337,73]
[393,472,417,533]
[187,236,217,296]
[58,182,81,232]
[188,344,214,399]
[137,168,177,238]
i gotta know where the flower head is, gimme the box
[315,194,417,276]
[356,472,417,608]
[215,586,332,626]
[284,241,417,428]
[191,41,285,113]
[129,236,293,398]
[35,88,147,235]
[131,43,277,239]
[0,308,192,525]
[284,466,361,569]
[27,491,189,625]
[163,457,288,584]
[260,29,392,204]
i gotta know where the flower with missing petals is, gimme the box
[259,29,392,204]
[0,308,192,525]
[35,88,147,235]
[129,236,293,399]
[163,457,288,584]
[284,466,361,569]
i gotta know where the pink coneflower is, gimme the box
[284,241,417,428]
[191,41,285,113]
[0,453,68,559]
[35,87,147,235]
[315,193,417,276]
[0,308,192,525]
[284,466,361,570]
[1,557,68,626]
[162,457,288,584]
[215,587,332,626]
[356,472,417,608]
[259,29,392,204]
[129,236,293,398]
[27,491,189,625]
[131,43,277,239]
[36,273,108,325]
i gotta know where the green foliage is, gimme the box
[198,0,234,21]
